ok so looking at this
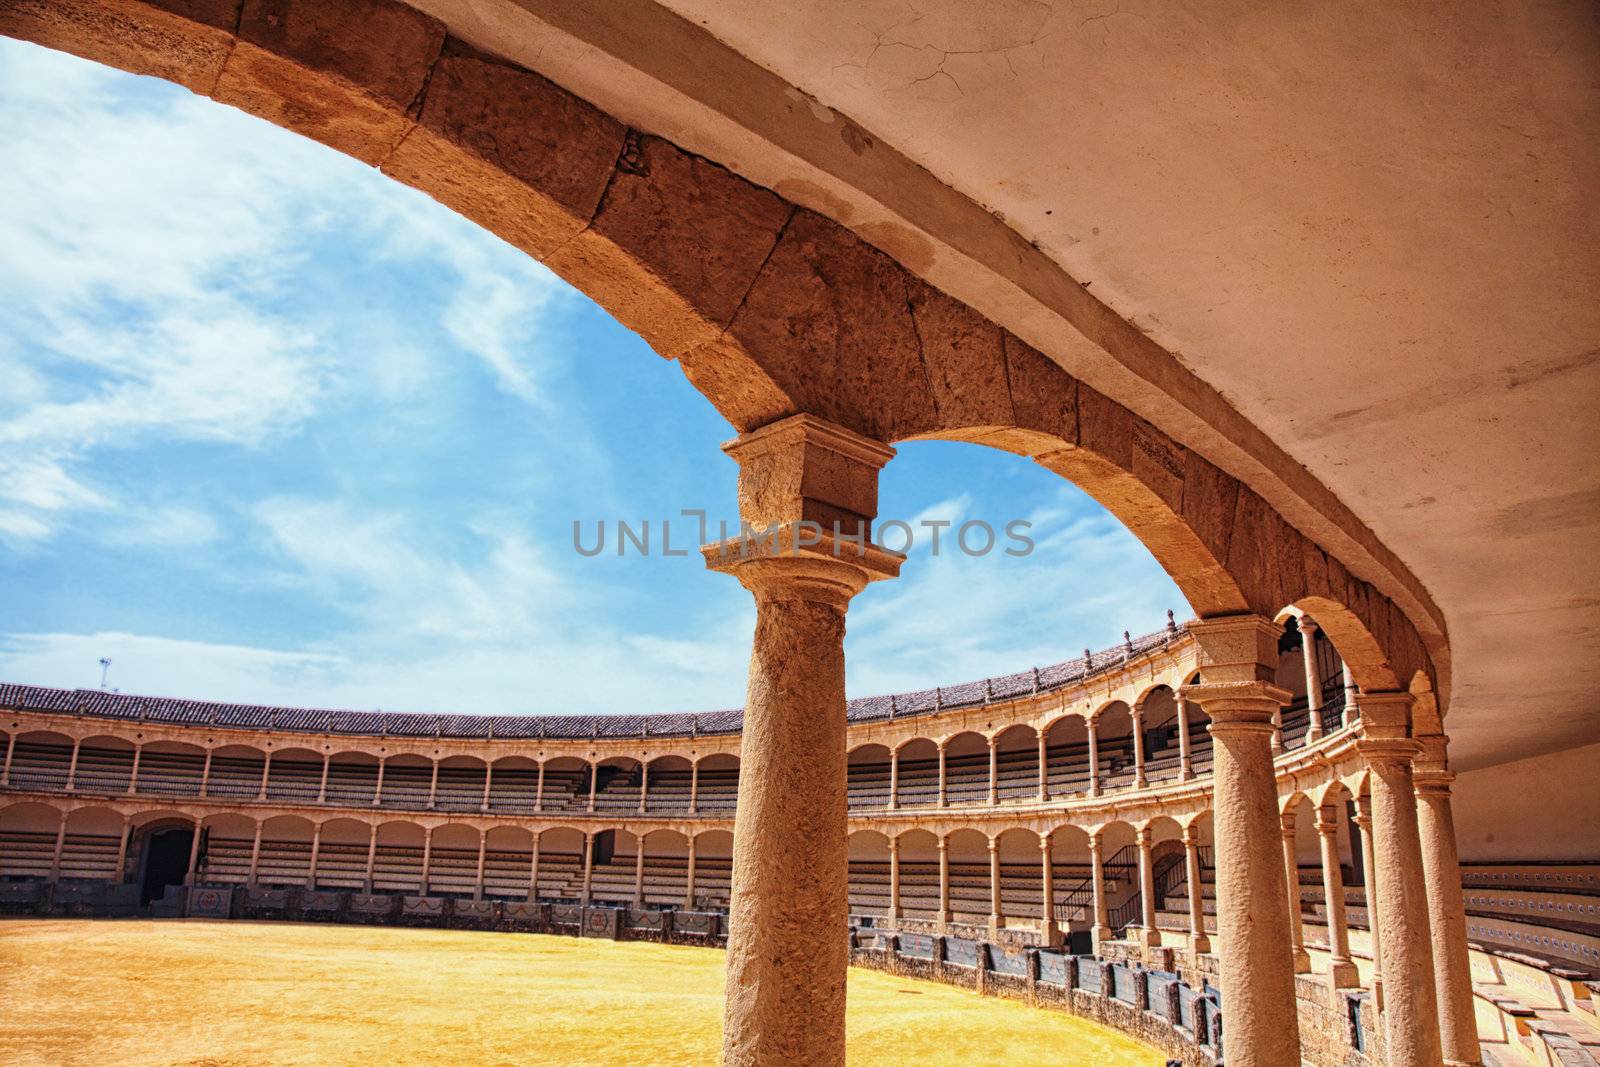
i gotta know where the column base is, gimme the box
[1039,921,1062,948]
[1327,958,1359,989]
[1139,927,1162,948]
[1189,934,1211,955]
[1092,925,1111,952]
[1292,947,1312,973]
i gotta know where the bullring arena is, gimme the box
[1,0,1597,1066]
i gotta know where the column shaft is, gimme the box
[534,761,546,813]
[65,739,82,791]
[307,826,322,889]
[1363,714,1443,1067]
[1176,694,1194,780]
[420,829,432,894]
[1183,827,1209,953]
[475,831,488,901]
[49,810,67,880]
[316,755,330,804]
[199,748,214,798]
[248,822,263,886]
[633,839,645,905]
[1087,723,1100,796]
[481,761,494,813]
[126,745,142,795]
[937,839,951,925]
[888,748,899,811]
[1282,811,1312,972]
[1040,835,1057,946]
[988,840,1003,934]
[1090,836,1109,950]
[373,759,386,807]
[1316,808,1358,988]
[937,745,948,808]
[528,835,541,902]
[684,836,697,909]
[688,760,699,814]
[1131,711,1147,788]
[1137,828,1158,948]
[580,832,594,906]
[888,837,901,926]
[986,740,998,805]
[1415,766,1480,1065]
[364,825,377,891]
[1299,617,1324,742]
[427,761,440,809]
[184,818,202,884]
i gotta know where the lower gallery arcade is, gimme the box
[7,585,1593,1066]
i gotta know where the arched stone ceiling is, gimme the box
[7,0,1597,770]
[400,0,1598,771]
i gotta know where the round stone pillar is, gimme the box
[1314,805,1359,989]
[1415,735,1480,1066]
[1281,810,1312,973]
[1357,692,1443,1067]
[1181,615,1302,1067]
[703,414,901,1067]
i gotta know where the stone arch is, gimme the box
[892,827,941,920]
[940,730,988,807]
[846,828,891,920]
[1282,596,1403,695]
[73,733,137,794]
[486,755,539,815]
[255,813,315,887]
[1092,700,1137,791]
[136,739,206,797]
[943,827,991,926]
[313,816,373,890]
[263,746,323,803]
[893,737,940,810]
[207,743,268,800]
[7,730,73,791]
[483,824,535,900]
[373,819,427,893]
[325,749,381,806]
[693,753,740,814]
[845,743,891,812]
[434,754,488,813]
[0,800,64,879]
[0,0,1438,695]
[194,810,258,885]
[427,822,482,897]
[991,723,1039,803]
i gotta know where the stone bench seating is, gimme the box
[0,829,122,881]
[1464,864,1600,895]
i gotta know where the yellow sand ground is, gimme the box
[0,919,1163,1066]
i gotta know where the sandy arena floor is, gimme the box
[0,918,1162,1066]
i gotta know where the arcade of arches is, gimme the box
[0,2,1596,1067]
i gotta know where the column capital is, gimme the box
[1413,732,1452,776]
[1183,613,1285,685]
[1180,679,1292,734]
[1296,614,1320,636]
[987,838,999,854]
[936,837,948,854]
[1280,811,1298,836]
[1314,810,1339,835]
[1134,825,1152,846]
[1181,824,1200,846]
[721,413,893,529]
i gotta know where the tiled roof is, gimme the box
[0,621,1183,741]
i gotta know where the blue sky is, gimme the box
[0,38,1188,715]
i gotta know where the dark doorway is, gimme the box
[139,827,193,904]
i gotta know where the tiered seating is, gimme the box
[135,749,204,797]
[6,739,71,792]
[1460,863,1600,975]
[425,844,480,896]
[536,767,588,812]
[485,765,540,814]
[693,767,739,812]
[312,842,370,889]
[264,756,322,804]
[371,843,424,893]
[433,764,488,813]
[640,767,694,814]
[846,859,1105,921]
[57,831,121,881]
[323,760,379,806]
[0,827,54,878]
[198,835,255,884]
[376,762,432,810]
[206,752,266,799]
[72,743,134,794]
[250,838,313,887]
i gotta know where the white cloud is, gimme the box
[0,39,575,543]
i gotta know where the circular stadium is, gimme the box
[1,2,1597,1067]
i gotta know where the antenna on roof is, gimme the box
[98,657,112,691]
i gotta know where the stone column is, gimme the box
[1281,810,1312,972]
[1299,616,1324,743]
[0,731,14,786]
[1415,735,1479,1066]
[199,748,214,799]
[1136,825,1159,948]
[64,738,82,792]
[184,817,203,885]
[1087,721,1101,797]
[1342,663,1359,728]
[257,751,271,801]
[474,830,488,901]
[684,835,698,909]
[1181,615,1302,1067]
[1315,804,1359,988]
[481,761,494,813]
[586,762,597,813]
[316,754,330,804]
[986,737,999,806]
[364,824,377,891]
[49,809,68,880]
[1352,801,1384,1001]
[1358,692,1443,1067]
[1182,824,1209,954]
[638,761,649,815]
[701,414,901,1067]
[888,836,902,927]
[987,837,1003,936]
[528,833,541,902]
[372,758,386,807]
[248,821,263,886]
[1131,709,1148,788]
[126,745,142,795]
[688,760,699,815]
[937,742,948,808]
[1037,733,1050,802]
[427,760,440,810]
[114,816,132,884]
[580,831,594,906]
[419,828,433,894]
[306,824,322,889]
[888,747,899,811]
[534,761,545,813]
[937,837,951,926]
[1175,693,1194,781]
[633,836,646,906]
[1040,832,1059,947]
[1089,832,1110,950]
